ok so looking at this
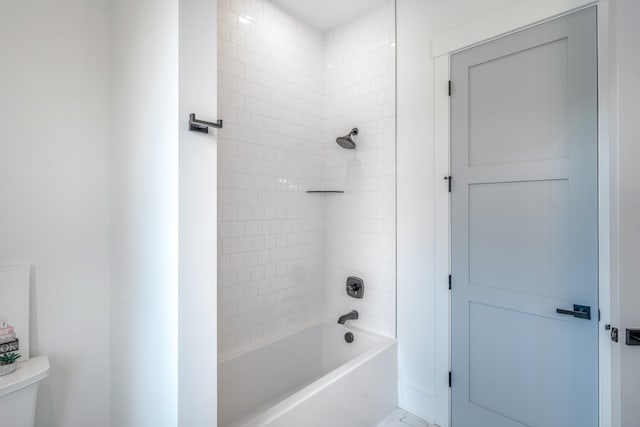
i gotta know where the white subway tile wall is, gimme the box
[323,1,396,336]
[218,0,396,358]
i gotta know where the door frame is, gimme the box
[432,1,615,426]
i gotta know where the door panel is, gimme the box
[451,7,598,427]
[469,302,574,426]
[469,180,570,299]
[468,38,569,167]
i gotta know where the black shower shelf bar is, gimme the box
[305,190,345,194]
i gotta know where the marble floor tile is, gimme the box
[376,408,440,427]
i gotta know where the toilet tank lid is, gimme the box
[0,355,49,397]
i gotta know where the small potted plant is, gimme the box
[0,352,21,376]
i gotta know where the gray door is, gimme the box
[450,8,598,427]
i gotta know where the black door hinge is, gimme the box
[448,80,452,96]
[444,176,452,192]
[448,274,452,290]
[449,371,452,388]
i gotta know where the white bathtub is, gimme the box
[218,322,397,427]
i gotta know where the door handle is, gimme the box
[625,329,640,345]
[189,113,223,133]
[556,304,591,320]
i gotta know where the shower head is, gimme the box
[336,128,358,149]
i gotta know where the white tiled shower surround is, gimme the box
[323,1,396,336]
[217,0,396,358]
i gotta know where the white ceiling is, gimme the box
[268,0,386,32]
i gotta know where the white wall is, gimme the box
[323,0,397,337]
[216,0,326,359]
[614,0,640,424]
[0,1,111,426]
[2,1,218,426]
[110,0,179,425]
[178,0,219,424]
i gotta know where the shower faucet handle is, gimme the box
[346,276,364,299]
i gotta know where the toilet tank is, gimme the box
[0,356,49,427]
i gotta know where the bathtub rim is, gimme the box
[218,320,394,364]
[221,321,396,427]
[218,319,323,364]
